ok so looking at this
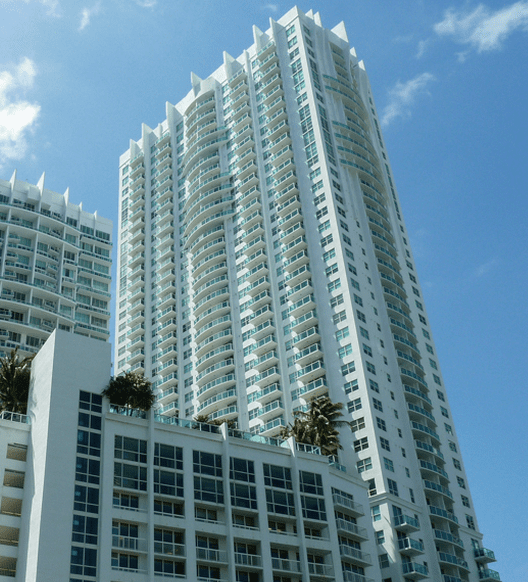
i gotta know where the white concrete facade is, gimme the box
[115,7,499,582]
[1,330,380,582]
[0,171,112,358]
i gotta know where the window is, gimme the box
[338,344,352,358]
[332,310,346,324]
[441,406,449,418]
[348,398,361,412]
[437,390,445,401]
[353,437,368,452]
[371,505,381,521]
[375,530,385,544]
[366,362,376,375]
[448,441,457,453]
[330,294,344,308]
[327,278,340,292]
[341,362,356,375]
[344,379,358,393]
[445,423,453,435]
[379,554,390,569]
[264,464,292,489]
[457,477,466,489]
[383,458,394,472]
[266,489,295,516]
[356,310,366,323]
[356,457,372,473]
[387,479,399,497]
[336,327,349,341]
[359,327,369,339]
[373,398,383,412]
[353,294,363,306]
[363,344,372,357]
[380,437,390,451]
[453,458,462,470]
[466,515,475,530]
[369,379,380,393]
[350,417,365,432]
[376,417,387,431]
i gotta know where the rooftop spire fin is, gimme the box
[331,21,349,43]
[36,172,45,194]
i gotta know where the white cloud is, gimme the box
[134,0,157,6]
[79,2,101,31]
[0,58,40,166]
[263,3,278,12]
[434,2,528,55]
[7,0,61,17]
[381,73,435,127]
[474,258,498,278]
[416,39,431,58]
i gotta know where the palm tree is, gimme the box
[281,395,350,457]
[0,348,34,414]
[102,372,155,412]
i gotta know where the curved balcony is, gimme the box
[434,529,464,549]
[248,382,281,406]
[259,415,285,437]
[196,343,233,372]
[398,537,425,555]
[157,385,178,406]
[410,421,440,444]
[194,315,231,345]
[158,357,178,376]
[195,301,231,332]
[191,234,225,266]
[192,274,229,304]
[257,399,284,422]
[197,387,237,417]
[408,402,436,424]
[252,333,277,357]
[186,209,233,250]
[293,376,328,401]
[194,286,229,319]
[197,373,236,401]
[419,460,448,480]
[438,552,469,571]
[415,440,444,462]
[196,328,233,360]
[423,479,453,500]
[183,196,233,239]
[402,562,428,579]
[429,505,458,525]
[196,358,235,387]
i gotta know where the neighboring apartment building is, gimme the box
[0,330,380,582]
[0,171,112,358]
[115,7,499,582]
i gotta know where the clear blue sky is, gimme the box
[1,1,526,579]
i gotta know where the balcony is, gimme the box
[272,557,302,573]
[402,562,428,579]
[394,514,420,532]
[434,529,464,549]
[474,547,496,563]
[332,494,364,517]
[335,519,368,541]
[339,545,371,566]
[398,537,424,555]
[479,569,501,581]
[234,553,262,568]
[307,562,334,578]
[196,548,228,563]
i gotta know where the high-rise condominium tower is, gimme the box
[0,171,112,358]
[116,7,499,582]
